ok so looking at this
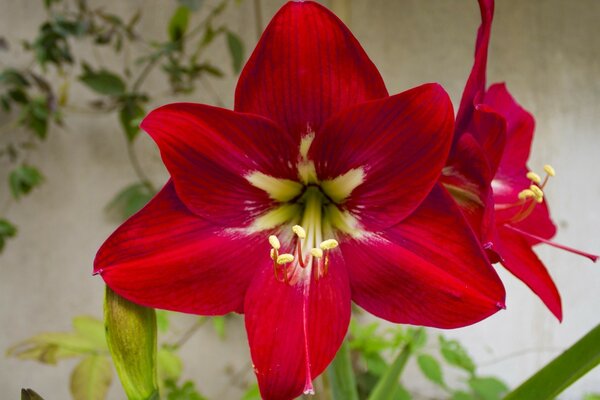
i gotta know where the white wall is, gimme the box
[1,1,599,399]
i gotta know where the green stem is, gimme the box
[326,339,359,400]
[367,328,424,400]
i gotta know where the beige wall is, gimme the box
[1,0,599,398]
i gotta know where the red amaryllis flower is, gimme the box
[441,0,597,321]
[95,2,505,399]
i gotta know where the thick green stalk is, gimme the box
[367,328,424,400]
[326,339,360,400]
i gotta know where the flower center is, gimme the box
[494,164,555,224]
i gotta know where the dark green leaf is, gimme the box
[468,377,508,400]
[226,31,244,74]
[21,388,45,400]
[69,355,113,400]
[439,336,476,374]
[0,68,29,87]
[417,354,445,387]
[505,323,600,400]
[104,286,158,400]
[80,69,126,96]
[9,165,44,199]
[106,183,155,221]
[119,100,145,141]
[168,6,191,42]
[0,219,17,237]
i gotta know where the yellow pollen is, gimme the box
[320,239,339,250]
[518,189,535,200]
[544,164,556,177]
[270,248,276,260]
[526,172,542,184]
[276,253,295,264]
[268,235,281,250]
[310,248,323,258]
[292,225,306,239]
[530,185,544,199]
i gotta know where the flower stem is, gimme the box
[326,339,359,400]
[367,327,424,400]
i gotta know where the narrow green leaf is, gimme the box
[468,377,507,400]
[69,355,113,400]
[439,336,476,374]
[417,354,445,387]
[80,69,126,96]
[505,323,600,400]
[367,328,424,400]
[21,389,45,400]
[119,101,145,142]
[327,340,360,400]
[104,286,158,400]
[226,31,244,74]
[168,6,190,42]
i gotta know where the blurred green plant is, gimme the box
[0,0,246,253]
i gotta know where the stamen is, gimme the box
[530,185,544,199]
[526,172,542,184]
[277,253,295,264]
[518,189,535,200]
[320,239,339,250]
[292,225,306,239]
[310,248,323,258]
[270,248,277,260]
[268,235,281,250]
[544,164,556,177]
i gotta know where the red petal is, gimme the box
[344,185,505,328]
[471,104,506,176]
[94,182,261,314]
[484,83,535,176]
[311,83,454,230]
[497,226,562,320]
[235,0,387,140]
[141,103,298,226]
[244,253,351,400]
[455,0,494,136]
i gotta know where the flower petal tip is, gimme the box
[496,301,506,310]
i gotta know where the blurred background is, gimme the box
[1,0,599,399]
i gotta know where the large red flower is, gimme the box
[441,0,597,321]
[95,2,505,399]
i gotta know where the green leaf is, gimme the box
[211,316,226,339]
[80,69,126,96]
[21,389,45,400]
[327,340,360,400]
[156,310,170,332]
[168,6,190,42]
[178,0,204,11]
[106,183,155,221]
[505,323,600,400]
[468,377,508,400]
[119,100,145,142]
[417,354,445,387]
[451,391,476,400]
[69,355,113,400]
[226,31,244,74]
[367,328,424,400]
[164,379,207,400]
[9,165,44,199]
[241,384,261,400]
[439,336,476,374]
[0,218,17,253]
[584,394,600,400]
[0,68,30,87]
[72,316,107,350]
[157,347,183,381]
[104,286,158,400]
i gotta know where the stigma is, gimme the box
[504,164,556,224]
[268,225,339,284]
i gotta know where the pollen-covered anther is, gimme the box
[292,225,306,239]
[319,239,339,250]
[526,171,541,184]
[276,253,295,264]
[268,235,281,250]
[518,189,535,200]
[544,164,556,177]
[530,185,544,200]
[310,248,323,258]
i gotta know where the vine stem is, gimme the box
[253,0,263,40]
[126,141,155,192]
[169,317,209,350]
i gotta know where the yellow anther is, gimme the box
[310,248,323,258]
[526,172,542,184]
[276,253,295,264]
[530,185,544,199]
[536,196,544,204]
[320,239,339,250]
[518,189,535,200]
[270,248,276,260]
[544,164,556,177]
[292,225,306,239]
[268,235,281,250]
